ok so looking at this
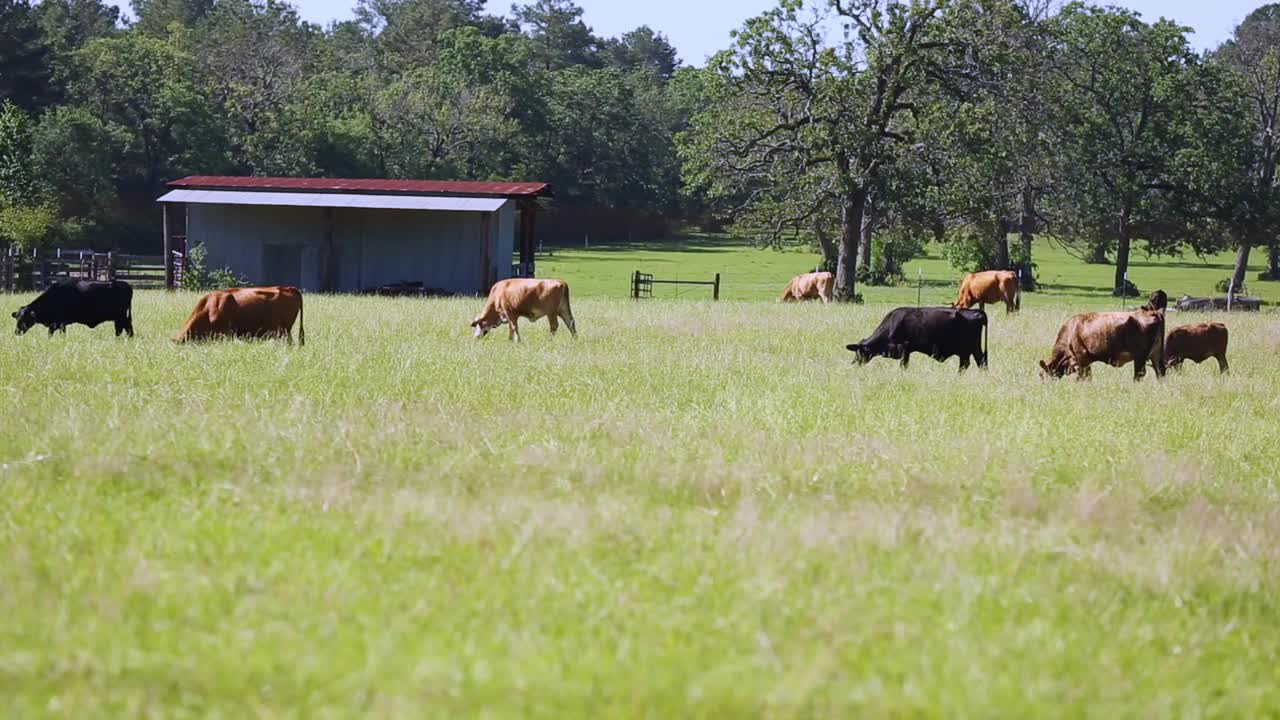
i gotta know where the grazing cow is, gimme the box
[954,270,1020,313]
[779,271,834,304]
[1167,323,1229,374]
[11,279,133,337]
[1039,310,1165,381]
[173,286,304,345]
[471,278,576,342]
[1141,289,1168,312]
[846,307,988,371]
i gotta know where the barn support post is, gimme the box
[162,203,174,290]
[519,202,537,277]
[321,207,336,292]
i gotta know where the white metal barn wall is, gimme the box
[186,200,515,293]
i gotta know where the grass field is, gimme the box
[3,241,1280,717]
[539,234,1280,306]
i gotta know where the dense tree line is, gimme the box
[0,0,691,251]
[682,0,1280,300]
[1,0,1279,300]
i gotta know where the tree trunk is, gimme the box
[1270,244,1280,280]
[1113,212,1132,297]
[1230,240,1251,293]
[1019,184,1036,290]
[993,217,1010,269]
[858,201,877,272]
[834,190,865,302]
[815,220,838,273]
[1087,242,1109,265]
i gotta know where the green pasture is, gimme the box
[539,234,1280,307]
[2,242,1280,717]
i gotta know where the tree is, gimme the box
[0,101,36,202]
[130,0,214,35]
[70,35,226,194]
[1044,3,1215,296]
[929,0,1052,283]
[680,0,948,301]
[0,0,55,112]
[355,0,492,69]
[604,26,679,81]
[196,0,318,174]
[370,66,516,179]
[512,0,600,71]
[1217,4,1280,288]
[542,68,681,207]
[35,0,121,94]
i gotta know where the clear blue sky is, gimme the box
[111,0,1263,64]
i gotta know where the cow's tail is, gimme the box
[298,295,305,347]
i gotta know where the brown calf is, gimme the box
[1040,310,1165,381]
[954,270,1020,314]
[1167,323,1229,374]
[173,286,304,345]
[779,271,834,304]
[471,278,576,342]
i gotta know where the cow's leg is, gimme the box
[1134,359,1147,382]
[508,317,521,343]
[1217,354,1229,374]
[547,314,559,336]
[959,354,971,373]
[899,349,910,369]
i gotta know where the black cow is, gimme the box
[12,280,134,337]
[846,307,988,371]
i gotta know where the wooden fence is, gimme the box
[1,247,185,292]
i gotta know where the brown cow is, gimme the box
[954,270,1020,314]
[471,278,576,342]
[173,286,304,345]
[1040,310,1166,381]
[779,271,834,304]
[1167,323,1229,374]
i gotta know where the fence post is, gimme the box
[713,273,721,301]
[631,270,639,300]
[917,268,923,307]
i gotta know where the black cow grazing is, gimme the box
[11,280,134,337]
[847,307,988,371]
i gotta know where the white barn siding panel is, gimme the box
[185,199,517,294]
[496,201,515,281]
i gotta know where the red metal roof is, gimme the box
[167,175,552,198]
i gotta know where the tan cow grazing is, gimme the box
[471,278,576,342]
[1040,310,1165,381]
[779,271,834,304]
[954,270,1020,313]
[1167,323,1229,374]
[173,286,304,345]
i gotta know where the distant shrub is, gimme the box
[182,243,245,291]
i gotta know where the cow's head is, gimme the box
[846,343,874,365]
[1141,289,1168,312]
[11,306,36,335]
[470,314,503,339]
[1039,357,1070,379]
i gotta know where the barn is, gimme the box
[156,176,550,294]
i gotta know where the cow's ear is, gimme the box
[846,344,860,352]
